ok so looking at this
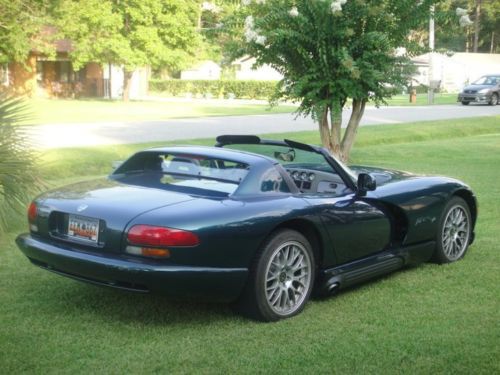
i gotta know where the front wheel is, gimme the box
[433,197,472,264]
[237,229,315,321]
[461,101,470,105]
[489,93,498,106]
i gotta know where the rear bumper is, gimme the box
[458,92,491,103]
[16,233,248,302]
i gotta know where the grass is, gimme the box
[381,92,458,106]
[23,98,296,125]
[1,116,499,373]
[22,93,458,126]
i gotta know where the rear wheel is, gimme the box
[237,229,315,321]
[489,93,498,106]
[433,197,472,264]
[461,101,470,105]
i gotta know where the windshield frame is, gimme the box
[216,136,358,192]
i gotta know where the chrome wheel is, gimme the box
[264,240,312,316]
[442,205,470,261]
[491,94,499,106]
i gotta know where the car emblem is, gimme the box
[77,204,88,212]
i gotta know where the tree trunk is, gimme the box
[317,100,343,158]
[122,69,133,102]
[473,0,481,53]
[341,99,367,161]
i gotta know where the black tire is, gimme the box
[461,101,470,105]
[236,229,315,321]
[489,93,498,106]
[432,197,472,264]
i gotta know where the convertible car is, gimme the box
[16,135,477,321]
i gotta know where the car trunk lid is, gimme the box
[33,178,196,253]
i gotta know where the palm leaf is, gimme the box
[0,94,42,233]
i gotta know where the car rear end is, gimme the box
[16,177,248,301]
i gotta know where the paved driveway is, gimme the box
[26,104,500,149]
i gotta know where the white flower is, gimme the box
[215,23,224,29]
[459,14,473,27]
[241,0,252,6]
[339,0,347,4]
[289,6,299,17]
[244,15,254,30]
[245,29,258,42]
[255,0,266,4]
[255,35,267,45]
[456,7,468,17]
[202,2,219,13]
[331,1,343,13]
[394,47,406,57]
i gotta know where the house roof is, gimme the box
[31,26,72,54]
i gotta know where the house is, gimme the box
[411,52,500,92]
[232,56,283,81]
[0,29,149,99]
[180,60,221,80]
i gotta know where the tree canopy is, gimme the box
[55,0,201,99]
[0,0,52,64]
[226,0,438,161]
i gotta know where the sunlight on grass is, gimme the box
[23,98,296,125]
[1,116,499,373]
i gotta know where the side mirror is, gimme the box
[357,173,376,196]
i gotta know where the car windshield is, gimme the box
[112,151,249,195]
[223,142,357,181]
[472,76,499,85]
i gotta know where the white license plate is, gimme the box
[68,214,99,243]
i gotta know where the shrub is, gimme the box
[0,95,41,233]
[149,79,278,100]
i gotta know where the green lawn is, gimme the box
[23,98,296,125]
[22,94,459,126]
[1,116,499,373]
[380,92,458,106]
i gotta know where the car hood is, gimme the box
[350,166,419,186]
[462,84,493,92]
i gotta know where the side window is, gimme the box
[260,169,290,193]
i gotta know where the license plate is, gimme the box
[68,214,99,243]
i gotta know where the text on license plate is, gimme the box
[68,214,99,243]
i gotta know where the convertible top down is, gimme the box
[17,135,477,321]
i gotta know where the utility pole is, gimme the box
[428,5,435,105]
[473,0,481,52]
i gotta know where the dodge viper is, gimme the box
[16,135,477,321]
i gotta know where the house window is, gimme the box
[57,61,71,83]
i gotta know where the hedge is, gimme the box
[149,79,278,100]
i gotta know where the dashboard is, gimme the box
[285,168,348,195]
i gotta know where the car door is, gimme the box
[303,193,391,265]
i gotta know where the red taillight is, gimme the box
[127,225,199,247]
[28,202,38,223]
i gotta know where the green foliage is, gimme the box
[0,95,40,233]
[55,0,201,72]
[231,0,438,115]
[149,79,277,99]
[435,0,500,53]
[0,0,53,63]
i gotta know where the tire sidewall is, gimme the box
[253,229,315,321]
[434,197,472,264]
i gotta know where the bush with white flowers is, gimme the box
[232,0,438,161]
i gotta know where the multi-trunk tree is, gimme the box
[228,0,438,161]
